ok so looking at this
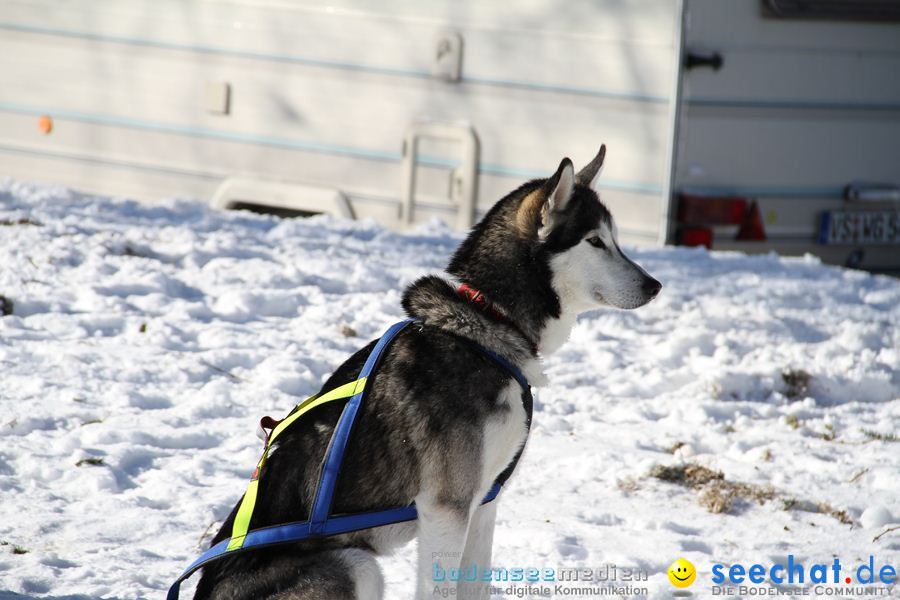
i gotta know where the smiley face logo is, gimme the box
[667,558,696,588]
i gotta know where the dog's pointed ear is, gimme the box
[538,158,575,238]
[516,158,575,238]
[576,144,606,188]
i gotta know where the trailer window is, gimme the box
[763,0,900,21]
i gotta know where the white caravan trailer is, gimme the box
[1,1,898,270]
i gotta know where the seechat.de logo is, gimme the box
[711,555,896,586]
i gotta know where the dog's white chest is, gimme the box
[478,379,530,495]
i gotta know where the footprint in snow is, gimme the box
[557,535,588,560]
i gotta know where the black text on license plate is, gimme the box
[819,211,900,245]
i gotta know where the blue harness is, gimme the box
[167,320,532,599]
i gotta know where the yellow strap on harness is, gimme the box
[226,376,368,551]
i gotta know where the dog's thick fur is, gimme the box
[192,147,661,600]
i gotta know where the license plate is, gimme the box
[819,210,900,245]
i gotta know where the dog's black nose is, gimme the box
[642,277,662,299]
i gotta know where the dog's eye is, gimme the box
[586,236,607,249]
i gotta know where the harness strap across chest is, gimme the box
[167,320,532,600]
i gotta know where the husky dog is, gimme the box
[193,146,661,600]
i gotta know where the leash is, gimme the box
[167,320,532,599]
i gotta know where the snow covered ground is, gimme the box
[0,177,897,600]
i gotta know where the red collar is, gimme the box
[457,283,539,355]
